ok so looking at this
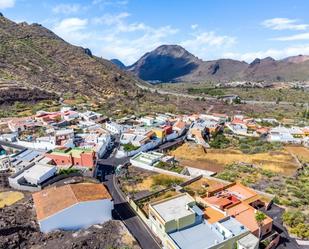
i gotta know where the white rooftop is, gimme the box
[152,194,195,222]
[237,233,259,248]
[23,163,56,180]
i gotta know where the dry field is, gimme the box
[0,191,24,208]
[285,146,309,163]
[170,143,300,176]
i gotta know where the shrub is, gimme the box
[122,143,140,152]
[151,175,184,187]
[210,134,230,149]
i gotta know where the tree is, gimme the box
[255,211,267,240]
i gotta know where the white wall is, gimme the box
[39,199,113,233]
[16,140,56,151]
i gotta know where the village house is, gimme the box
[149,193,250,249]
[8,152,56,192]
[199,182,273,239]
[32,183,113,233]
[46,147,96,169]
[172,120,186,136]
[130,151,165,171]
[80,111,102,122]
[105,121,124,134]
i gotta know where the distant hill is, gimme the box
[127,45,309,83]
[0,14,141,103]
[127,45,203,82]
[110,59,126,69]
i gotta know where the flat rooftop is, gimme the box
[50,148,93,157]
[169,222,224,249]
[23,163,56,179]
[14,149,42,162]
[131,152,163,164]
[216,216,248,236]
[151,194,194,222]
[226,184,257,200]
[204,206,225,224]
[227,203,272,233]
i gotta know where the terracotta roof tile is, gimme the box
[33,183,111,220]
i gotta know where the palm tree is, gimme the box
[255,211,267,240]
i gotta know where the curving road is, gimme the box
[95,159,161,249]
[135,83,309,107]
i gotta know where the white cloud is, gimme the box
[262,18,309,31]
[223,44,309,62]
[182,31,236,47]
[191,24,198,30]
[53,18,90,44]
[92,0,128,7]
[92,12,130,26]
[0,0,15,9]
[54,17,88,32]
[179,31,236,59]
[100,24,179,64]
[52,4,81,14]
[273,32,309,41]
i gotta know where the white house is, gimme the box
[140,116,155,126]
[105,122,123,135]
[130,151,164,170]
[268,127,301,143]
[9,158,56,191]
[80,111,102,122]
[23,163,57,185]
[32,183,113,233]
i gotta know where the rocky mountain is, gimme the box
[127,45,203,82]
[110,59,126,69]
[128,45,309,83]
[0,14,141,103]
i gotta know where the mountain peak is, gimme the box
[127,45,201,82]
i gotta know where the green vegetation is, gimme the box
[209,134,230,149]
[187,87,225,96]
[151,175,184,187]
[122,143,140,152]
[282,210,309,239]
[237,137,282,154]
[0,100,60,118]
[255,211,267,239]
[155,161,183,173]
[58,168,79,175]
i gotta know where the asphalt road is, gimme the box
[136,83,309,107]
[96,163,161,249]
[263,204,303,249]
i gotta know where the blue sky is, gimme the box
[1,0,309,65]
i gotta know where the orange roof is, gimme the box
[226,183,257,201]
[227,203,272,234]
[174,121,186,130]
[204,206,225,224]
[33,183,111,220]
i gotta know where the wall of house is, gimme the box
[17,140,56,150]
[46,154,72,166]
[208,230,250,249]
[39,199,113,233]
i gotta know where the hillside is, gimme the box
[127,45,309,83]
[110,59,126,69]
[127,45,203,82]
[0,14,141,103]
